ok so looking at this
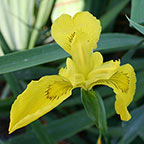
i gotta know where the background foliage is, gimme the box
[0,0,144,143]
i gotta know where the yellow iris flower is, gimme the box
[9,12,136,134]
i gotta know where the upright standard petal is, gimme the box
[88,64,136,121]
[9,75,73,134]
[73,12,101,49]
[51,14,74,54]
[59,58,85,87]
[71,32,94,76]
[51,11,101,54]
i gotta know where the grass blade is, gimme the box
[100,0,130,30]
[28,0,55,49]
[127,16,144,35]
[118,105,144,144]
[0,0,35,50]
[0,33,143,74]
[0,0,16,50]
[32,120,56,144]
[131,0,144,24]
[0,43,67,74]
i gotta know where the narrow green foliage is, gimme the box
[32,120,56,144]
[0,32,11,53]
[100,0,130,30]
[0,0,35,50]
[131,0,144,24]
[0,33,143,74]
[118,105,144,144]
[28,0,56,49]
[127,16,144,35]
[121,39,144,64]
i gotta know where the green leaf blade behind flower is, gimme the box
[126,16,144,35]
[0,33,143,74]
[118,105,144,144]
[28,0,55,49]
[0,43,68,74]
[0,0,35,50]
[100,0,130,30]
[131,0,144,24]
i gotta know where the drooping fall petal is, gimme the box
[88,64,136,121]
[87,59,120,88]
[9,75,73,134]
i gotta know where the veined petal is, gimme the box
[59,58,85,87]
[91,52,103,69]
[51,14,74,54]
[71,32,93,76]
[51,11,101,55]
[89,64,136,121]
[87,60,120,87]
[73,11,101,49]
[9,75,73,134]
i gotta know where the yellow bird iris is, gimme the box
[9,12,136,134]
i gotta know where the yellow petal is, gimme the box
[9,75,73,134]
[59,57,85,87]
[73,11,101,49]
[114,64,136,120]
[91,52,103,69]
[71,31,93,76]
[87,60,120,88]
[97,136,102,144]
[89,64,136,121]
[51,11,101,54]
[51,14,74,54]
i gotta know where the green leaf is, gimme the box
[127,16,144,35]
[84,0,107,17]
[1,84,10,99]
[0,32,11,54]
[131,0,144,24]
[9,0,35,50]
[97,33,144,53]
[3,73,22,96]
[81,89,108,142]
[130,58,144,71]
[28,0,55,49]
[138,126,144,141]
[68,135,87,144]
[118,105,144,144]
[121,39,144,64]
[0,43,68,74]
[0,140,4,144]
[100,0,130,30]
[32,120,56,144]
[0,0,35,50]
[0,33,143,74]
[0,0,16,50]
[133,71,144,102]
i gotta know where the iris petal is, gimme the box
[88,64,136,121]
[9,75,73,133]
[51,11,101,55]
